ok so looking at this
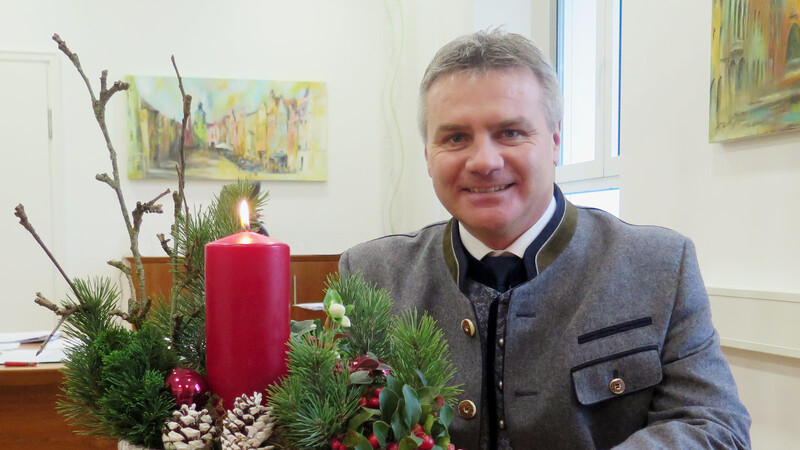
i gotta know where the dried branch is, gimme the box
[157,233,173,258]
[53,34,154,328]
[33,292,83,355]
[15,204,82,301]
[132,188,169,233]
[169,55,192,318]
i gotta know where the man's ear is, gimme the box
[552,120,562,166]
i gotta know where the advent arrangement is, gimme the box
[14,35,462,450]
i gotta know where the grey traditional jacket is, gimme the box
[339,200,750,449]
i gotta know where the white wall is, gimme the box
[620,1,800,448]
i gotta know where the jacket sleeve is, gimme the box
[614,239,751,449]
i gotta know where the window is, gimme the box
[555,0,621,215]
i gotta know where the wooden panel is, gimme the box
[127,254,341,306]
[290,255,340,304]
[0,352,116,449]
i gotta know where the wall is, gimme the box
[620,1,800,448]
[0,0,477,308]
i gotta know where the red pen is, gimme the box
[4,361,37,367]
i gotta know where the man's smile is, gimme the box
[465,183,513,193]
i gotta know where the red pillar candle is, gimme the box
[205,201,289,410]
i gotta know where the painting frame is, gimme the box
[126,75,328,181]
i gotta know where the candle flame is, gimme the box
[239,200,250,230]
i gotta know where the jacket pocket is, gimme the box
[571,345,662,406]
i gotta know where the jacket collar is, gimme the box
[443,185,578,290]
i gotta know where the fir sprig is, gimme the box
[267,332,363,448]
[388,310,461,403]
[329,274,394,359]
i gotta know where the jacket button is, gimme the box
[498,380,503,390]
[498,419,506,429]
[457,399,476,419]
[609,377,626,395]
[498,337,505,348]
[461,319,476,337]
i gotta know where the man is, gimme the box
[339,30,750,449]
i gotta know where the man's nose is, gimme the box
[465,135,503,174]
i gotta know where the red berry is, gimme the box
[446,445,455,450]
[418,435,434,450]
[358,396,368,407]
[373,387,383,398]
[366,396,381,408]
[386,444,399,450]
[331,438,342,450]
[368,434,380,449]
[411,424,425,437]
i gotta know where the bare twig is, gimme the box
[157,233,173,258]
[169,55,192,318]
[53,34,154,328]
[132,188,169,233]
[33,292,83,355]
[15,204,81,300]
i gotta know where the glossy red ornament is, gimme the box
[165,368,210,407]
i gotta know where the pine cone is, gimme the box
[221,392,275,449]
[162,403,219,450]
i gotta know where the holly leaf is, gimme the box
[380,384,400,420]
[399,435,423,450]
[289,319,316,337]
[439,402,454,429]
[347,410,375,431]
[415,368,428,386]
[402,385,422,429]
[373,421,391,446]
[391,405,408,441]
[342,430,373,450]
[349,370,372,385]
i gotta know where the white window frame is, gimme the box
[553,0,620,195]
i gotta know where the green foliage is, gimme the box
[387,310,461,403]
[57,277,124,436]
[266,332,363,448]
[148,292,206,373]
[97,323,179,447]
[329,274,394,358]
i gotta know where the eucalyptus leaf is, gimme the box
[380,385,400,421]
[391,407,408,441]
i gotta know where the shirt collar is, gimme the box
[459,195,558,260]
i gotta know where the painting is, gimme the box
[126,76,327,180]
[710,0,800,142]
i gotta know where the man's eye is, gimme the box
[500,130,520,138]
[449,134,466,144]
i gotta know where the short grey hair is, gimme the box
[418,29,563,140]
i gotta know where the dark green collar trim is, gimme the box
[442,219,460,285]
[535,200,578,274]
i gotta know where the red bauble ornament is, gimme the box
[165,368,210,407]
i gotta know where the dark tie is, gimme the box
[481,255,524,292]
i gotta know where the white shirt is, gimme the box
[459,196,557,260]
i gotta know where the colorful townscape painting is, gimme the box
[126,76,327,180]
[710,0,800,141]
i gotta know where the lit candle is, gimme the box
[205,200,290,409]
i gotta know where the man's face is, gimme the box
[424,68,561,249]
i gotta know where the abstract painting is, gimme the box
[710,0,800,141]
[126,76,327,180]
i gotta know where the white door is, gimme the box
[0,54,62,332]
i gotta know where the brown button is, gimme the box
[457,399,476,419]
[498,337,505,347]
[498,419,506,429]
[461,319,476,337]
[609,377,626,395]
